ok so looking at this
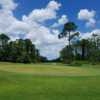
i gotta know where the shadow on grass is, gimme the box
[62,62,82,67]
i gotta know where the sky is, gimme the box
[0,0,100,60]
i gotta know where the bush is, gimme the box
[16,53,32,63]
[60,46,74,64]
[89,49,100,64]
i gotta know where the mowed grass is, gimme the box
[0,63,100,100]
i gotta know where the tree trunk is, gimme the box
[68,31,71,47]
[81,44,85,60]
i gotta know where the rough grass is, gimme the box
[0,63,100,100]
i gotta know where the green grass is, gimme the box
[0,63,100,100]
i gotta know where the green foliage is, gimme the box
[59,31,100,64]
[58,22,78,40]
[89,49,100,64]
[60,46,74,64]
[79,39,90,60]
[59,22,78,64]
[0,33,45,63]
[0,33,10,46]
[16,53,31,63]
[0,29,100,64]
[64,22,77,32]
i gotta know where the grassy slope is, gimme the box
[0,63,100,100]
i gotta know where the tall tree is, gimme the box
[0,34,10,61]
[89,34,100,63]
[79,39,90,60]
[58,22,78,63]
[0,33,10,48]
[58,22,78,47]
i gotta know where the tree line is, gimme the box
[0,34,47,63]
[59,22,100,64]
[0,22,100,64]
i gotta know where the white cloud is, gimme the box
[86,18,96,28]
[58,15,68,25]
[52,15,68,28]
[1,0,99,59]
[78,9,96,27]
[81,29,100,39]
[22,0,61,23]
[0,0,17,11]
[40,43,66,60]
[23,9,56,23]
[78,9,95,20]
[0,11,16,33]
[47,0,61,10]
[0,0,67,59]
